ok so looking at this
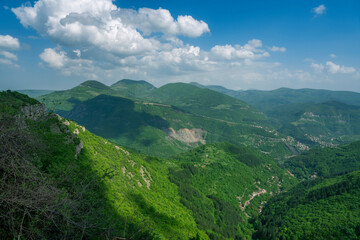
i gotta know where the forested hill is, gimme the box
[39,80,304,159]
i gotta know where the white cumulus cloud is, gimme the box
[210,39,269,60]
[326,61,355,74]
[119,8,209,37]
[12,0,209,57]
[0,35,20,50]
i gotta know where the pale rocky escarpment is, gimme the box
[166,128,206,144]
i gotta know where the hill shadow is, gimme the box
[59,95,170,142]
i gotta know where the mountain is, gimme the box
[3,90,360,239]
[254,170,360,240]
[284,140,360,179]
[39,80,120,111]
[192,83,360,147]
[0,90,298,239]
[146,82,267,125]
[110,79,156,98]
[276,101,360,147]
[190,83,360,110]
[40,81,306,159]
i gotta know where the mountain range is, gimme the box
[2,79,360,239]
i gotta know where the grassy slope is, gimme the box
[254,171,360,240]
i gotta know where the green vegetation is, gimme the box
[193,83,360,147]
[111,79,156,98]
[254,171,360,240]
[284,140,360,179]
[40,80,301,159]
[168,143,298,239]
[0,91,205,239]
[3,90,360,239]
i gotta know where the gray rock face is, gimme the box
[20,104,47,121]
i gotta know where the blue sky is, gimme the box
[0,0,359,91]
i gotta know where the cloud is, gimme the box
[310,60,356,75]
[12,0,209,57]
[0,35,20,50]
[312,4,326,16]
[119,8,210,37]
[269,46,286,52]
[330,54,336,58]
[39,48,97,78]
[210,39,269,60]
[311,62,325,72]
[326,61,355,74]
[0,51,18,61]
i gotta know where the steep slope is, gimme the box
[284,140,360,179]
[254,171,360,240]
[0,91,206,239]
[168,143,298,239]
[110,79,156,98]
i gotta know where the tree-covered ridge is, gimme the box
[192,82,360,147]
[168,143,298,239]
[146,82,268,125]
[40,80,303,159]
[284,140,360,179]
[110,79,156,98]
[254,171,360,240]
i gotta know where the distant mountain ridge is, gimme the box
[190,82,360,147]
[39,80,304,159]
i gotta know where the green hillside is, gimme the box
[147,82,267,125]
[191,84,360,110]
[276,101,360,147]
[110,79,156,98]
[254,171,360,240]
[169,143,298,239]
[3,90,360,239]
[192,83,360,147]
[39,80,121,111]
[0,90,208,239]
[284,140,360,179]
[40,81,304,159]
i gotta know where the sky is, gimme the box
[0,0,359,91]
